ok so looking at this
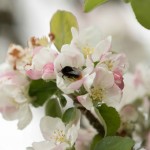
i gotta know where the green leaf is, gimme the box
[50,10,78,50]
[94,136,135,150]
[29,79,57,107]
[84,0,108,12]
[59,95,67,107]
[131,0,150,29]
[97,104,120,136]
[45,98,62,118]
[62,107,77,123]
[90,134,103,150]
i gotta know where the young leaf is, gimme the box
[50,10,78,50]
[97,104,120,136]
[59,95,67,107]
[94,136,135,150]
[84,0,108,12]
[62,107,77,124]
[45,98,62,118]
[131,0,150,29]
[29,79,57,107]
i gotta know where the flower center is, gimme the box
[82,45,94,58]
[51,129,66,144]
[90,87,105,102]
[103,60,113,70]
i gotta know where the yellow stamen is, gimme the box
[103,60,113,70]
[51,129,66,144]
[82,45,94,58]
[90,87,105,102]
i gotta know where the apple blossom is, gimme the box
[54,44,86,94]
[0,63,32,129]
[134,63,150,94]
[96,51,128,90]
[28,116,80,150]
[25,46,58,80]
[77,67,121,110]
[71,27,112,61]
[98,52,128,73]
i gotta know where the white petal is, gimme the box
[52,143,69,150]
[94,68,114,89]
[32,48,51,70]
[61,45,85,68]
[0,62,13,72]
[32,141,55,150]
[77,94,93,110]
[56,75,74,94]
[0,88,19,120]
[17,103,32,129]
[83,72,96,92]
[13,89,28,103]
[66,124,79,146]
[1,105,19,121]
[71,27,78,40]
[26,147,34,150]
[92,36,112,62]
[83,57,94,75]
[72,26,102,48]
[104,84,122,107]
[40,116,65,140]
[68,79,84,91]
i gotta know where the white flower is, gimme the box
[25,46,58,80]
[97,52,128,90]
[54,44,86,94]
[77,67,121,110]
[98,52,128,73]
[71,27,111,61]
[0,63,32,129]
[134,63,150,93]
[117,73,146,111]
[29,116,80,150]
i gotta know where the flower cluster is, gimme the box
[0,28,128,150]
[0,26,129,150]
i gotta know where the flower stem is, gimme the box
[68,94,105,136]
[78,106,105,136]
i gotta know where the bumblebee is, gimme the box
[60,66,82,80]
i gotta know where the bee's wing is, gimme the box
[69,70,79,75]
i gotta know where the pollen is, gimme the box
[103,60,113,71]
[90,87,105,102]
[51,129,66,144]
[82,45,94,58]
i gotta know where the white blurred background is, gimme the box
[0,0,150,149]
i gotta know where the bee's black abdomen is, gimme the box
[61,66,82,79]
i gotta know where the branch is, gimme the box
[78,106,105,136]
